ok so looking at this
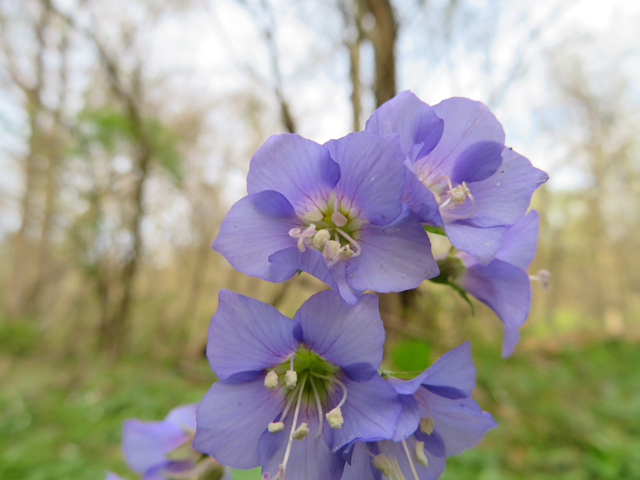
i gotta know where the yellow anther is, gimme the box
[291,423,309,440]
[413,441,429,467]
[285,370,298,389]
[419,416,434,435]
[325,407,344,429]
[268,422,284,433]
[264,370,279,390]
[372,454,393,477]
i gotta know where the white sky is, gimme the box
[1,0,639,238]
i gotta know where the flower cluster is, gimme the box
[192,90,548,479]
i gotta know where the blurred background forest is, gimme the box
[1,0,639,479]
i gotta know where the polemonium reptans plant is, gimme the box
[212,131,439,305]
[108,90,548,480]
[341,342,496,480]
[366,91,549,265]
[193,290,401,480]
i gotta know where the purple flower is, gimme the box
[341,342,496,480]
[122,404,229,480]
[457,210,540,357]
[212,132,439,305]
[366,91,548,265]
[193,289,402,480]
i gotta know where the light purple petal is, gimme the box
[419,391,498,456]
[450,141,503,185]
[258,402,345,480]
[346,205,439,293]
[502,328,521,358]
[246,133,340,213]
[326,374,401,452]
[269,247,339,291]
[193,373,287,469]
[164,404,197,432]
[212,190,299,283]
[414,97,505,181]
[496,210,539,270]
[402,170,444,227]
[339,442,379,480]
[294,291,384,381]
[459,259,531,356]
[329,260,363,306]
[207,290,301,379]
[464,148,549,229]
[392,395,421,442]
[325,132,405,226]
[122,420,187,473]
[388,342,475,398]
[365,90,444,162]
[445,221,507,265]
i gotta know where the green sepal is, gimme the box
[423,225,446,236]
[429,256,475,315]
[297,269,303,276]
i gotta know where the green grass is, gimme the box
[1,322,639,480]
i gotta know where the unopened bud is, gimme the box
[419,416,434,435]
[285,370,297,389]
[325,407,344,429]
[292,422,309,440]
[413,441,429,467]
[372,454,393,477]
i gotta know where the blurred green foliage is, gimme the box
[2,318,638,480]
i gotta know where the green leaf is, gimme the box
[424,225,446,236]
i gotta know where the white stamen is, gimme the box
[335,228,361,257]
[304,211,323,222]
[413,441,429,467]
[268,422,284,433]
[419,416,434,435]
[530,269,551,289]
[279,374,307,479]
[291,422,309,440]
[285,370,297,389]
[372,454,393,477]
[313,229,331,248]
[309,376,324,437]
[325,407,344,429]
[264,370,279,390]
[331,211,348,227]
[401,439,421,480]
[288,224,317,252]
[279,383,301,425]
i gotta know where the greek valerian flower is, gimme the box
[193,289,402,480]
[341,342,496,480]
[366,90,549,265]
[212,132,438,305]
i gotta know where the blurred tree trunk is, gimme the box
[358,0,397,107]
[3,5,50,317]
